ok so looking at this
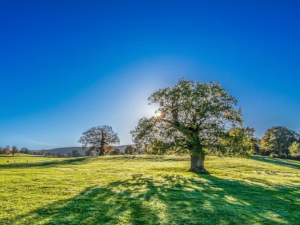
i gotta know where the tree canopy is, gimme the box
[261,126,299,157]
[289,142,300,158]
[131,79,245,173]
[79,125,120,156]
[20,147,29,154]
[11,146,19,157]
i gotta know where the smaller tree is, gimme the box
[79,125,120,156]
[4,146,11,155]
[251,138,261,155]
[81,146,92,156]
[71,150,80,157]
[125,145,136,155]
[289,142,300,158]
[20,148,29,154]
[11,146,19,156]
[261,126,299,157]
[0,147,3,154]
[111,149,121,155]
[40,149,46,156]
[104,145,114,154]
[240,127,261,154]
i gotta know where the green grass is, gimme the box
[0,155,299,225]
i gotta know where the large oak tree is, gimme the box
[131,79,243,173]
[79,125,120,156]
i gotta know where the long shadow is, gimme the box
[0,157,91,169]
[3,174,299,225]
[99,155,188,162]
[0,156,185,169]
[251,155,300,170]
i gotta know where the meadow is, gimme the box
[0,155,299,225]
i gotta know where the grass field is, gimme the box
[0,155,299,225]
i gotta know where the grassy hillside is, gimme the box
[0,155,299,225]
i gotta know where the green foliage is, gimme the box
[11,146,19,157]
[71,150,80,157]
[3,146,11,155]
[218,127,253,157]
[0,155,299,224]
[111,149,121,155]
[250,137,261,154]
[132,79,243,172]
[40,150,46,156]
[261,126,299,157]
[289,142,300,158]
[19,148,29,154]
[79,125,120,156]
[144,140,174,155]
[124,145,137,155]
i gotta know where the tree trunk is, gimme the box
[98,141,105,156]
[98,131,105,156]
[99,147,105,156]
[189,152,208,173]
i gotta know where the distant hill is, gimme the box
[30,145,131,156]
[46,147,85,156]
[30,147,84,156]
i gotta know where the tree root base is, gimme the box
[189,168,209,174]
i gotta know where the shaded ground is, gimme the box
[0,155,299,224]
[251,155,300,170]
[0,157,89,169]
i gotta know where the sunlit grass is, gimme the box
[0,155,299,224]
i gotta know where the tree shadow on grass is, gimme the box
[0,155,186,170]
[100,155,189,162]
[251,156,300,170]
[3,174,299,225]
[0,157,92,169]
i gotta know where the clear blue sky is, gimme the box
[0,0,299,149]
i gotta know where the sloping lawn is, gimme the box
[0,155,299,225]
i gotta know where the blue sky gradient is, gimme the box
[0,0,299,149]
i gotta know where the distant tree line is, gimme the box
[36,150,83,158]
[0,143,137,158]
[131,124,300,160]
[253,126,300,159]
[0,146,26,156]
[0,147,86,158]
